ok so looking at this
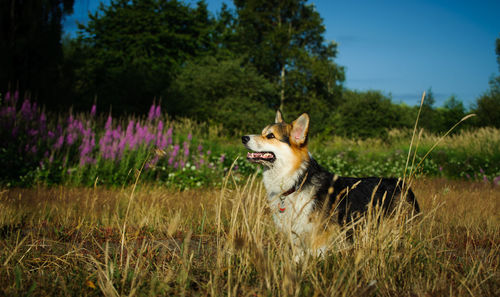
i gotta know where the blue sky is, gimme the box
[64,0,500,107]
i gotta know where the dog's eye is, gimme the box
[266,133,275,139]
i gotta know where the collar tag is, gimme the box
[278,199,286,213]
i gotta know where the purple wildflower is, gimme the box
[90,104,97,117]
[148,103,155,121]
[187,132,192,141]
[55,135,64,149]
[79,127,95,166]
[156,120,164,147]
[172,144,180,157]
[168,156,175,166]
[154,105,161,119]
[166,127,173,146]
[28,129,38,136]
[159,134,167,150]
[20,99,32,119]
[105,115,112,130]
[197,144,203,155]
[66,133,76,145]
[183,141,189,158]
[40,112,47,130]
[494,176,500,186]
[219,154,226,163]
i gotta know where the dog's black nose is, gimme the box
[241,136,250,144]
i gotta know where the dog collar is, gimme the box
[278,172,309,213]
[278,187,295,213]
[282,187,296,197]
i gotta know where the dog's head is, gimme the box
[242,110,310,169]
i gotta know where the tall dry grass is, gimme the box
[0,173,498,296]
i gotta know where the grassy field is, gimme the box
[0,174,498,296]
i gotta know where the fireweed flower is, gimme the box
[183,141,189,157]
[155,120,164,147]
[154,105,161,119]
[79,126,96,166]
[90,104,96,117]
[166,128,173,146]
[148,104,155,121]
[172,144,180,157]
[20,99,33,120]
[55,135,64,150]
[40,112,47,131]
[105,115,112,130]
[159,134,167,150]
[4,91,10,103]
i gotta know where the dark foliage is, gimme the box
[0,0,74,108]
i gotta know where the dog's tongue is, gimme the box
[247,152,274,159]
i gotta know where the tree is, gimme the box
[169,56,278,133]
[419,87,441,132]
[333,90,400,139]
[474,77,500,128]
[0,0,74,107]
[440,95,466,131]
[496,36,500,71]
[72,0,214,114]
[473,36,500,128]
[233,0,344,112]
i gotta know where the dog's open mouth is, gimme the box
[247,151,276,163]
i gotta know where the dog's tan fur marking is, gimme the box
[260,122,310,174]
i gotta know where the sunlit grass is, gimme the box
[0,175,498,296]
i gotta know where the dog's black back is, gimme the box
[298,158,420,226]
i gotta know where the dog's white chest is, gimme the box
[269,189,315,237]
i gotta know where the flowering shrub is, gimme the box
[0,91,499,188]
[0,92,241,188]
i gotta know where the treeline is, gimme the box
[1,0,500,138]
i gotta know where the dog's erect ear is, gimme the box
[291,113,309,146]
[275,110,284,123]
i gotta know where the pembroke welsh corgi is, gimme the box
[242,110,420,254]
